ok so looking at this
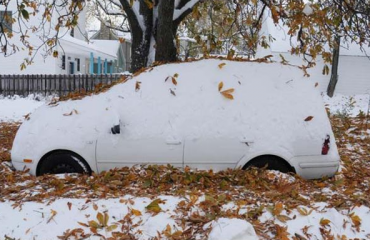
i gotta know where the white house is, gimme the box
[258,13,370,95]
[0,1,117,75]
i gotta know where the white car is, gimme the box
[11,59,340,179]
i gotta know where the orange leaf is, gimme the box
[131,209,142,216]
[273,202,284,216]
[218,63,226,69]
[221,88,234,94]
[221,92,234,100]
[218,81,224,91]
[320,218,331,226]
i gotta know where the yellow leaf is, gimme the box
[173,73,179,78]
[104,212,109,226]
[218,81,224,91]
[131,209,142,216]
[97,212,104,225]
[144,0,153,9]
[163,224,172,237]
[297,207,313,216]
[350,213,361,226]
[320,218,331,226]
[119,37,126,43]
[218,63,226,69]
[276,214,292,223]
[88,220,99,228]
[106,224,117,232]
[146,199,162,214]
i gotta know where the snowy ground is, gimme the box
[0,95,49,122]
[1,93,370,239]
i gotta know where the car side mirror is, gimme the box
[111,124,120,134]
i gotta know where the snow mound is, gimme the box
[207,218,259,240]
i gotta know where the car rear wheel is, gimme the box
[243,155,294,173]
[37,151,91,176]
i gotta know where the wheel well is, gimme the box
[36,150,92,176]
[243,154,296,173]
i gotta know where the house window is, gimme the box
[76,58,80,71]
[62,55,66,70]
[0,11,12,33]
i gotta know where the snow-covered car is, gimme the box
[11,59,340,179]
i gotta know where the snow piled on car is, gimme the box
[12,59,335,164]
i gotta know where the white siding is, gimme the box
[272,53,370,95]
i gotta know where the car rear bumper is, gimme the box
[291,155,340,179]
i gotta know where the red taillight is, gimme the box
[322,135,330,155]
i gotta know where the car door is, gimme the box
[96,123,184,172]
[184,137,250,171]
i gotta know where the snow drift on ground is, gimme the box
[323,94,370,117]
[0,95,47,122]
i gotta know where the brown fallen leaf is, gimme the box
[67,202,72,210]
[135,81,141,92]
[304,116,314,121]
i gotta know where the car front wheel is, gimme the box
[37,151,91,176]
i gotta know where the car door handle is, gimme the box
[166,140,182,145]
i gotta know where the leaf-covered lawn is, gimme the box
[0,117,369,239]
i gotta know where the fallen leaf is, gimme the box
[350,213,361,227]
[218,81,224,91]
[172,77,177,86]
[320,218,331,226]
[218,63,226,69]
[67,202,72,210]
[146,199,162,214]
[135,81,141,92]
[131,209,142,216]
[304,116,314,121]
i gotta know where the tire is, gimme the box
[38,151,91,176]
[243,155,294,173]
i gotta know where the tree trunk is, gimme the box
[327,36,341,97]
[155,0,177,62]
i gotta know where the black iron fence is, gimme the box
[0,74,127,97]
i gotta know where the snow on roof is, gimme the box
[261,11,370,57]
[59,33,117,60]
[90,40,120,56]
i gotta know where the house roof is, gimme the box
[90,40,121,56]
[59,33,117,60]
